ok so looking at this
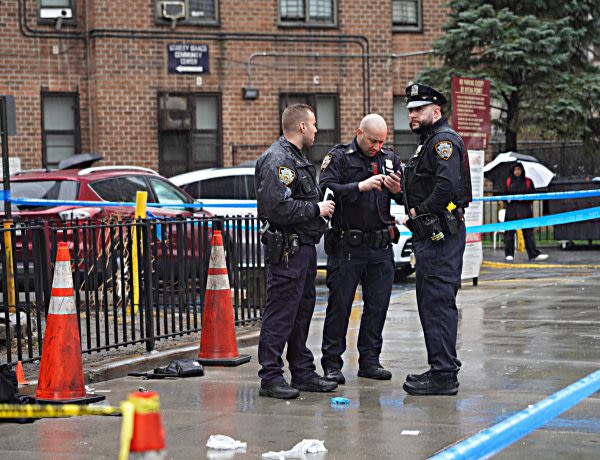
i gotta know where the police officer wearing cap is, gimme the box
[319,114,403,384]
[401,83,472,396]
[255,103,338,399]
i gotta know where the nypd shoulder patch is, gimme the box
[435,141,453,161]
[277,166,296,186]
[321,153,333,172]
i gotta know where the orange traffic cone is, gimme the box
[119,391,167,460]
[35,242,104,404]
[198,230,250,366]
[15,361,30,385]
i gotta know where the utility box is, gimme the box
[544,179,600,242]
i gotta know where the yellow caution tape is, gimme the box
[482,261,600,269]
[0,403,121,419]
[128,392,160,414]
[119,401,135,460]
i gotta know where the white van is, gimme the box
[171,166,414,279]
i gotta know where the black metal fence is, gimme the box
[0,215,266,366]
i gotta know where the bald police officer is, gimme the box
[319,114,403,384]
[402,83,472,396]
[255,103,338,399]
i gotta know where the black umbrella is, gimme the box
[57,153,103,170]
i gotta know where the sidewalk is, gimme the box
[2,246,599,458]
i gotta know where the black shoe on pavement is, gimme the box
[291,376,338,392]
[357,366,392,380]
[403,372,459,396]
[259,380,300,399]
[405,369,431,382]
[323,368,346,384]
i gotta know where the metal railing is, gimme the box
[0,216,266,366]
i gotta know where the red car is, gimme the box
[0,160,213,287]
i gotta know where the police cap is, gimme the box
[405,83,447,109]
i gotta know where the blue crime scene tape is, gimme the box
[3,191,600,235]
[430,368,600,460]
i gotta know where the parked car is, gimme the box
[0,158,213,287]
[171,166,415,279]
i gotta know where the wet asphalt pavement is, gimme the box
[1,246,599,459]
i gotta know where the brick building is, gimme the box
[1,0,447,177]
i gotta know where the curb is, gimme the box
[86,329,261,383]
[18,329,261,395]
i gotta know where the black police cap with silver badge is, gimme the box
[405,83,447,109]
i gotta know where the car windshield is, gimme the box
[1,180,79,210]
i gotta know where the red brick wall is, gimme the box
[1,0,448,170]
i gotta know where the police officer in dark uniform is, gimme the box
[319,114,403,384]
[401,83,472,396]
[255,104,338,399]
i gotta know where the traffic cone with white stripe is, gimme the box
[119,391,167,460]
[35,242,104,404]
[198,230,250,366]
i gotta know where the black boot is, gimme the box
[259,380,300,399]
[323,368,346,384]
[405,369,431,382]
[403,372,459,396]
[291,375,338,392]
[357,365,392,380]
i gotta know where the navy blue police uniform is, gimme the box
[255,136,329,392]
[319,138,403,379]
[402,83,472,395]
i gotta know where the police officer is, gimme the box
[401,83,472,396]
[319,114,403,384]
[255,103,338,399]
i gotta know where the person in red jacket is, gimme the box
[504,162,548,261]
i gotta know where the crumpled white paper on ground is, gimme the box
[262,439,327,459]
[206,434,248,450]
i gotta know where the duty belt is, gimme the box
[336,228,395,249]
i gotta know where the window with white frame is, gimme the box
[279,0,336,27]
[392,0,422,32]
[41,93,80,168]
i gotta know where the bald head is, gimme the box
[357,113,388,157]
[359,113,387,133]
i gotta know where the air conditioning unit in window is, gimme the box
[158,109,192,131]
[157,0,188,21]
[40,8,73,19]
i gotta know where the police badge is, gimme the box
[435,141,453,160]
[411,84,419,96]
[277,166,296,185]
[321,153,333,172]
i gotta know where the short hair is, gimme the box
[282,104,314,133]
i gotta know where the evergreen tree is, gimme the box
[419,0,600,151]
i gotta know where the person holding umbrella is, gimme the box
[504,162,548,261]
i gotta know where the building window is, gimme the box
[393,96,418,161]
[38,0,77,26]
[155,0,219,26]
[279,94,339,170]
[41,93,80,168]
[158,93,221,177]
[392,0,422,32]
[279,0,336,27]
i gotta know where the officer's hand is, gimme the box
[358,174,385,192]
[318,200,335,218]
[383,172,401,194]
